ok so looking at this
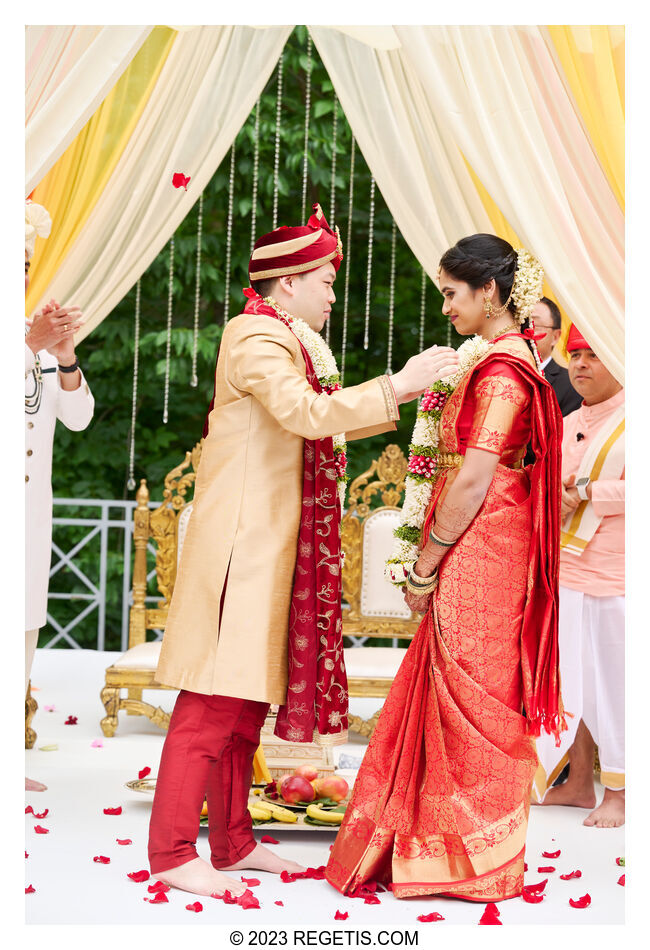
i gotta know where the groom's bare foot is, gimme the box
[218,843,306,875]
[25,777,47,792]
[156,857,247,897]
[584,789,625,828]
[533,779,596,810]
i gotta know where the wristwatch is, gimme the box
[575,476,590,501]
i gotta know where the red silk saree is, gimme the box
[325,336,563,901]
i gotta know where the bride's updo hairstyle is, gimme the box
[439,233,518,317]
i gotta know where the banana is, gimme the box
[306,803,345,825]
[248,802,274,821]
[262,800,298,823]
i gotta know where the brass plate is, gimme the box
[125,777,157,795]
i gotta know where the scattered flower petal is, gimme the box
[261,835,279,844]
[25,852,28,859]
[241,877,261,887]
[64,715,78,725]
[238,889,261,910]
[523,862,528,871]
[91,740,104,748]
[542,850,561,858]
[127,870,150,883]
[138,766,151,780]
[522,889,544,904]
[524,879,548,894]
[116,839,132,845]
[25,885,35,894]
[144,891,169,904]
[172,173,191,191]
[38,744,58,751]
[219,890,238,904]
[275,901,284,907]
[93,855,110,864]
[618,874,625,887]
[334,910,349,920]
[34,825,49,834]
[25,806,33,815]
[186,902,203,912]
[560,870,582,880]
[417,912,445,921]
[103,807,122,815]
[148,881,171,893]
[26,806,49,819]
[364,895,381,905]
[569,894,592,909]
[538,866,556,873]
[44,705,56,712]
[479,902,502,925]
[616,857,625,867]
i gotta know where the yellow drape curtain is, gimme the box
[547,26,625,209]
[26,27,175,316]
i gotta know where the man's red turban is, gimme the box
[566,323,593,352]
[248,204,343,282]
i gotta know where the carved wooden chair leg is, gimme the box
[348,708,382,739]
[100,686,121,737]
[25,681,38,749]
[127,687,144,715]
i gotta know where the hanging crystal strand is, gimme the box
[386,221,397,375]
[419,266,426,351]
[363,177,376,351]
[250,98,261,255]
[326,92,338,346]
[163,236,174,424]
[126,280,141,491]
[447,313,452,347]
[190,193,204,388]
[223,142,236,325]
[340,138,356,383]
[300,33,313,224]
[272,52,284,230]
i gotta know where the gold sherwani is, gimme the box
[155,312,399,703]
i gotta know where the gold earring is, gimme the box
[484,296,493,318]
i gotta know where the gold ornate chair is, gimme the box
[341,444,420,737]
[25,682,38,748]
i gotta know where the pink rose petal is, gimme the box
[44,705,56,712]
[91,740,104,748]
[186,902,203,912]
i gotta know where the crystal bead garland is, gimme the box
[300,33,313,224]
[326,91,338,347]
[386,220,397,375]
[126,279,141,491]
[363,177,376,351]
[190,192,204,388]
[250,97,261,255]
[163,236,174,424]
[419,266,426,351]
[272,52,284,230]
[223,142,236,325]
[340,138,356,383]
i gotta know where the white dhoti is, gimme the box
[533,585,624,800]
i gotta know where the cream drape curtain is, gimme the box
[32,26,292,340]
[311,25,624,383]
[26,26,152,194]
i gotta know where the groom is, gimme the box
[147,203,459,897]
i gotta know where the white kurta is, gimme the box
[25,341,94,630]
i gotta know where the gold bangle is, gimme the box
[429,528,455,548]
[405,566,438,596]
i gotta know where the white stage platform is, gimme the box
[26,649,625,927]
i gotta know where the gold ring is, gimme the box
[63,323,69,332]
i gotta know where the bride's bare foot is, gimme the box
[218,843,306,875]
[156,857,247,897]
[533,777,596,810]
[25,777,47,792]
[584,788,625,828]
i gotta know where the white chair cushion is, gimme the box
[177,503,194,566]
[360,509,411,619]
[112,640,162,670]
[344,646,407,680]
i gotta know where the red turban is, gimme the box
[248,204,343,282]
[566,323,592,352]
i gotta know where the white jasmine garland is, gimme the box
[512,249,544,325]
[385,335,490,586]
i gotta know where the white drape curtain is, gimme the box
[311,25,624,382]
[34,26,292,341]
[26,26,152,194]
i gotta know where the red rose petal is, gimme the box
[64,715,78,725]
[186,902,203,912]
[569,893,592,909]
[542,849,561,858]
[34,825,49,834]
[220,890,238,904]
[538,866,556,873]
[25,806,33,815]
[148,881,171,893]
[241,877,261,887]
[33,809,49,819]
[364,895,381,905]
[238,889,261,910]
[524,862,528,871]
[522,890,544,903]
[25,885,35,894]
[280,870,293,883]
[524,879,548,894]
[127,870,150,883]
[417,912,445,922]
[116,839,132,845]
[103,807,122,815]
[93,855,111,864]
[172,173,191,191]
[618,874,625,886]
[479,902,502,925]
[275,901,284,907]
[138,766,151,780]
[560,870,582,880]
[25,852,29,859]
[335,910,349,920]
[261,835,279,844]
[616,857,625,867]
[144,891,169,904]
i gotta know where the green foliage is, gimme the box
[47,27,453,650]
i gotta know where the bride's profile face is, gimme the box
[438,269,484,337]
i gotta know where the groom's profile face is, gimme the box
[283,263,337,333]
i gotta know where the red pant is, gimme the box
[148,690,269,873]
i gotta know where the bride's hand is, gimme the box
[404,589,432,614]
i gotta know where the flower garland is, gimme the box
[263,297,347,510]
[512,248,544,325]
[385,335,491,586]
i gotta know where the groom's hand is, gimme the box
[391,345,459,404]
